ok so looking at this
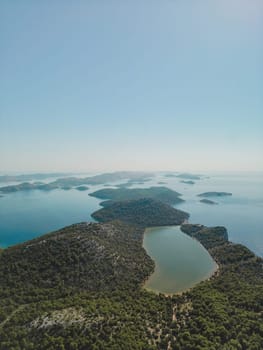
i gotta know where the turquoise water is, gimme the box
[143,226,217,294]
[0,188,101,247]
[0,172,262,258]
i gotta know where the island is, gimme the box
[89,186,184,206]
[200,199,218,205]
[0,173,72,183]
[0,200,262,349]
[75,186,89,191]
[176,173,201,180]
[0,171,153,194]
[164,173,177,178]
[198,191,232,197]
[180,180,195,185]
[92,198,189,227]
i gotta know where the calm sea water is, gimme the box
[0,172,262,258]
[143,226,217,294]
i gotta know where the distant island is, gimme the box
[200,199,218,205]
[0,171,153,194]
[176,173,201,180]
[198,192,232,197]
[75,186,89,191]
[180,180,195,185]
[0,173,73,183]
[89,186,184,206]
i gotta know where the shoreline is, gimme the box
[142,225,219,296]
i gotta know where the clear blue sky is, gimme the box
[1,0,262,172]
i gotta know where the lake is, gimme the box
[143,226,217,294]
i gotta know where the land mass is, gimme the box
[0,173,72,183]
[180,180,195,185]
[89,186,184,206]
[198,192,232,197]
[92,198,189,227]
[0,171,153,194]
[176,173,201,180]
[0,198,262,349]
[200,199,218,205]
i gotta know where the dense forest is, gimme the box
[91,198,189,227]
[89,186,184,206]
[0,199,262,349]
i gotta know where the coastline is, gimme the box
[142,225,219,295]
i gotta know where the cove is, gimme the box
[143,226,217,294]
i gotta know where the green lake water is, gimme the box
[143,226,217,294]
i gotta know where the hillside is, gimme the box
[92,198,189,227]
[0,221,153,293]
[0,214,262,349]
[89,186,184,206]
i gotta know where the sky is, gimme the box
[0,0,262,173]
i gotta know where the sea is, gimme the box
[0,171,262,294]
[0,172,262,257]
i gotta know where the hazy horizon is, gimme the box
[1,0,262,172]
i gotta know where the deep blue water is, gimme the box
[0,172,262,257]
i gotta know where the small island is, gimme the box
[89,186,184,206]
[198,191,232,197]
[176,173,201,180]
[75,186,89,191]
[180,180,195,185]
[200,199,218,205]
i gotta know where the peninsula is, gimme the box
[0,198,262,349]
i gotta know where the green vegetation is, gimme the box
[198,192,232,197]
[89,186,184,206]
[0,182,63,193]
[0,171,153,194]
[92,198,189,227]
[0,203,262,349]
[0,222,153,294]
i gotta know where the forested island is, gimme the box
[0,194,262,349]
[89,186,184,206]
[92,198,189,227]
[0,171,153,194]
[198,192,232,197]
